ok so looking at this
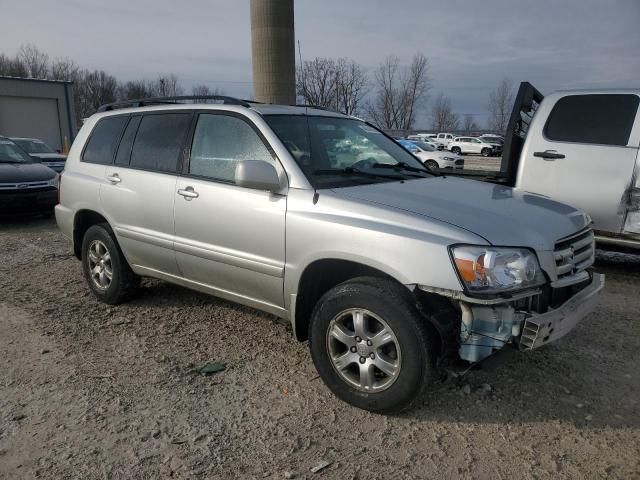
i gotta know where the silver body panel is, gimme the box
[57,102,600,350]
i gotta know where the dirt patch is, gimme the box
[1,219,639,479]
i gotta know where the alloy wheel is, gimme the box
[87,240,113,290]
[326,308,402,392]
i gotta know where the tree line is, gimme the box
[1,44,515,132]
[0,44,220,125]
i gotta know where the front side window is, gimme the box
[130,113,192,173]
[544,94,639,146]
[265,115,428,188]
[82,116,128,165]
[189,114,273,183]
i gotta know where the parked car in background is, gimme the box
[57,95,603,413]
[479,133,504,144]
[434,132,455,148]
[449,136,500,156]
[11,137,67,173]
[398,139,464,170]
[0,136,58,216]
[406,135,443,150]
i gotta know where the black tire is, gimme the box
[81,223,140,304]
[481,147,491,157]
[309,277,437,413]
[424,159,439,170]
[451,146,461,155]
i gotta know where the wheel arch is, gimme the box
[292,258,456,359]
[72,209,110,259]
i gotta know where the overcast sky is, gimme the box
[2,0,639,127]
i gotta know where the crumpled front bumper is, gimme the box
[519,273,605,350]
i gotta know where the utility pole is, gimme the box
[250,0,296,105]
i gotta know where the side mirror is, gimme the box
[235,160,281,192]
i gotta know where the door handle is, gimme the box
[106,174,121,184]
[177,186,199,200]
[533,150,565,160]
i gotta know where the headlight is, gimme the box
[47,176,58,187]
[451,246,545,294]
[442,156,454,161]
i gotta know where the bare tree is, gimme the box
[74,70,118,120]
[0,53,28,77]
[118,80,155,100]
[462,114,478,134]
[152,74,183,97]
[297,57,367,115]
[191,84,224,96]
[431,93,459,131]
[333,58,367,115]
[51,58,79,81]
[366,54,430,130]
[487,77,515,132]
[17,44,49,79]
[296,57,337,108]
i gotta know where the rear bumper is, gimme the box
[520,273,605,350]
[0,188,57,215]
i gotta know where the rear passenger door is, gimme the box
[173,112,287,312]
[518,93,640,234]
[101,112,193,276]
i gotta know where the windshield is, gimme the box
[265,115,429,188]
[412,141,436,152]
[13,138,55,154]
[0,140,33,163]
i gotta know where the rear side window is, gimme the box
[82,116,128,164]
[130,113,192,173]
[115,116,141,166]
[189,114,273,183]
[544,94,639,146]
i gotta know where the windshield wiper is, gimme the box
[371,162,434,177]
[313,167,405,181]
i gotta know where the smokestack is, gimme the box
[250,0,296,105]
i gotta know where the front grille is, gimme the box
[0,180,52,191]
[554,228,595,278]
[455,159,464,165]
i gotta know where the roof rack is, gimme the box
[296,104,341,113]
[97,95,254,112]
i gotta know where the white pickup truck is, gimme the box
[449,82,640,251]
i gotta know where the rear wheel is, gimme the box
[481,147,491,157]
[424,159,439,170]
[81,224,140,304]
[451,146,461,155]
[309,277,437,413]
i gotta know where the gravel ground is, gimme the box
[1,218,639,480]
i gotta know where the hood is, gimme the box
[333,176,590,250]
[0,162,57,183]
[29,153,67,160]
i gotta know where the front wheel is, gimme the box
[309,277,437,413]
[424,159,439,170]
[451,146,461,155]
[481,147,491,157]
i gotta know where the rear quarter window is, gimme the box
[544,94,639,146]
[82,116,128,165]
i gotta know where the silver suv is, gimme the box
[56,96,604,413]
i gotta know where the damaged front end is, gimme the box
[454,272,604,362]
[419,228,605,363]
